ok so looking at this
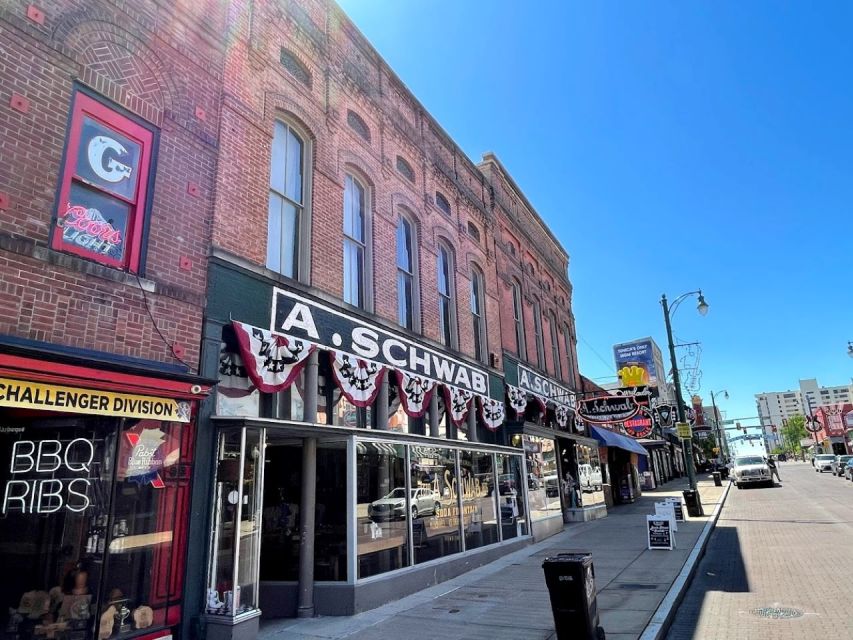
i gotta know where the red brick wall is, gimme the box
[0,0,223,371]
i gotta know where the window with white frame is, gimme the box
[470,265,487,363]
[344,174,368,308]
[532,297,545,369]
[548,311,561,379]
[267,120,306,278]
[437,242,456,348]
[396,214,417,330]
[512,280,526,360]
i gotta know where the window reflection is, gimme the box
[460,451,498,550]
[575,443,605,508]
[522,435,561,521]
[357,442,409,578]
[496,453,528,538]
[410,447,460,563]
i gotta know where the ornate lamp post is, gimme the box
[661,290,708,492]
[710,390,729,461]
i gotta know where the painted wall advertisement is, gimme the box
[614,339,662,388]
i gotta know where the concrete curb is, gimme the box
[638,481,732,640]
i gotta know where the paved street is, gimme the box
[667,461,853,639]
[260,477,725,640]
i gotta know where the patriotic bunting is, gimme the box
[555,405,570,428]
[232,321,316,393]
[330,352,386,407]
[395,370,436,418]
[444,385,474,427]
[506,384,528,415]
[480,397,506,431]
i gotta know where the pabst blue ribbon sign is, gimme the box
[271,288,490,396]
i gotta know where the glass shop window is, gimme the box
[459,451,499,550]
[356,441,409,578]
[216,330,260,418]
[522,435,561,521]
[207,428,263,619]
[259,439,347,582]
[410,447,461,564]
[496,453,528,538]
[575,443,605,508]
[0,415,193,640]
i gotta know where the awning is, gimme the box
[590,425,648,456]
[637,438,667,448]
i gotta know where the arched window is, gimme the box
[470,266,487,363]
[279,49,312,88]
[437,242,456,348]
[548,311,561,379]
[396,214,418,330]
[467,222,481,244]
[346,109,371,142]
[267,119,308,279]
[343,173,369,309]
[435,192,451,216]
[531,297,545,369]
[396,156,415,183]
[563,323,575,385]
[511,279,526,360]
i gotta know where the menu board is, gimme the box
[647,515,673,550]
[666,497,685,522]
[655,502,678,532]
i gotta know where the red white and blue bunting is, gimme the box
[232,321,316,393]
[480,397,506,431]
[330,351,386,407]
[395,370,436,418]
[555,405,570,428]
[506,384,528,415]
[532,394,548,416]
[444,385,474,427]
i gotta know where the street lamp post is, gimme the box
[660,290,708,492]
[710,390,729,462]
[847,341,853,359]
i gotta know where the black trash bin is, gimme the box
[682,489,704,517]
[542,552,605,640]
[712,472,722,487]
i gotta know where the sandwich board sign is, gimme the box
[647,515,674,550]
[665,497,685,522]
[654,502,678,532]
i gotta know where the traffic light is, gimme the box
[736,422,742,431]
[771,425,777,433]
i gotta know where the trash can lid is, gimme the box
[543,552,593,564]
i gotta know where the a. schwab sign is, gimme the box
[271,288,490,396]
[516,363,576,409]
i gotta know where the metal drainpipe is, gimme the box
[297,351,319,618]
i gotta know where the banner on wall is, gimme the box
[232,321,316,393]
[329,352,386,408]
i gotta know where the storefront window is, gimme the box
[207,428,263,619]
[496,453,528,538]
[574,443,605,508]
[459,451,498,550]
[356,441,409,578]
[522,435,561,521]
[410,447,461,564]
[0,415,193,640]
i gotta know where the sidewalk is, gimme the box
[259,476,728,640]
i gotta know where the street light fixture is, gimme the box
[661,289,709,493]
[847,341,853,359]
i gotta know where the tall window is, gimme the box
[437,242,456,348]
[563,324,575,385]
[396,215,417,330]
[470,266,487,363]
[532,297,545,369]
[343,174,367,308]
[267,120,305,278]
[512,280,526,359]
[548,312,561,379]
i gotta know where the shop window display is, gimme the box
[496,453,528,538]
[356,441,409,578]
[574,443,605,508]
[522,435,561,521]
[409,447,461,564]
[459,451,498,550]
[0,415,192,640]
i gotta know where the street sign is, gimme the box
[721,419,735,425]
[676,422,692,438]
[647,515,674,550]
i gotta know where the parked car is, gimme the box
[578,463,603,492]
[831,455,853,476]
[732,455,772,489]
[368,487,440,520]
[844,459,853,481]
[814,454,836,473]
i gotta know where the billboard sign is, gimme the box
[614,339,661,388]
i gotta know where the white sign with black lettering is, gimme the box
[647,515,674,550]
[654,502,678,532]
[665,497,685,522]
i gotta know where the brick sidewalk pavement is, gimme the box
[260,476,727,640]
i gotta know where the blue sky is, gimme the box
[338,0,853,422]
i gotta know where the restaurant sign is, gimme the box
[577,395,640,424]
[0,378,191,422]
[271,288,490,396]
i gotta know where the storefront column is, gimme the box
[429,392,440,438]
[376,373,389,430]
[298,350,319,618]
[467,406,478,443]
